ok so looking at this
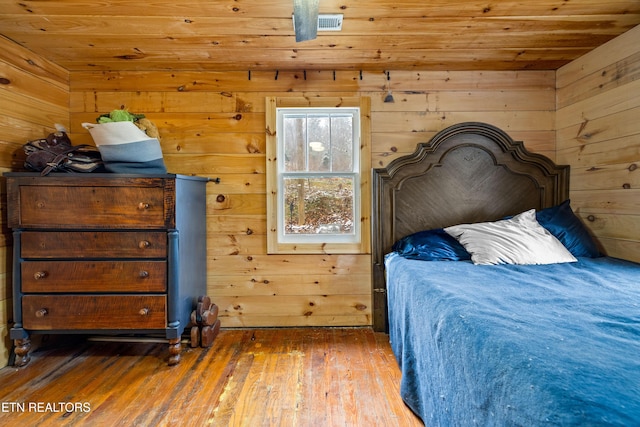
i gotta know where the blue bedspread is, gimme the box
[385,254,640,426]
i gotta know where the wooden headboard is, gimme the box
[371,122,570,331]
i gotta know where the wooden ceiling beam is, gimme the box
[3,0,639,18]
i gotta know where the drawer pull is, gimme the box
[34,271,48,280]
[139,308,150,316]
[138,240,150,249]
[139,270,149,278]
[35,308,48,318]
[138,202,151,210]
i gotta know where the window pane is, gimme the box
[330,115,353,172]
[283,176,354,235]
[308,115,330,172]
[283,115,306,172]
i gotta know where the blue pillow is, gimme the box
[392,228,471,261]
[536,200,600,258]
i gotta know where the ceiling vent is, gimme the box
[293,13,343,32]
[317,14,343,31]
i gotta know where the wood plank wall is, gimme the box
[556,25,640,262]
[67,69,556,329]
[2,26,638,366]
[0,36,70,366]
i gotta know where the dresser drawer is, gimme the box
[21,261,167,293]
[21,231,167,259]
[22,295,166,330]
[15,185,168,228]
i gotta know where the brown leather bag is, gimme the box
[24,131,105,176]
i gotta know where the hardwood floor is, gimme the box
[0,328,423,426]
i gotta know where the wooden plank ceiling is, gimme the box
[1,0,639,72]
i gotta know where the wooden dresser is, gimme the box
[5,173,209,366]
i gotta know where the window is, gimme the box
[266,97,371,254]
[279,109,359,242]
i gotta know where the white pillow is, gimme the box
[444,209,577,265]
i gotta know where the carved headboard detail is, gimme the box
[371,122,569,331]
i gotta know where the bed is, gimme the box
[371,122,640,426]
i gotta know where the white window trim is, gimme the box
[266,96,371,254]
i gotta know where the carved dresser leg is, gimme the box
[14,338,31,367]
[168,337,181,366]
